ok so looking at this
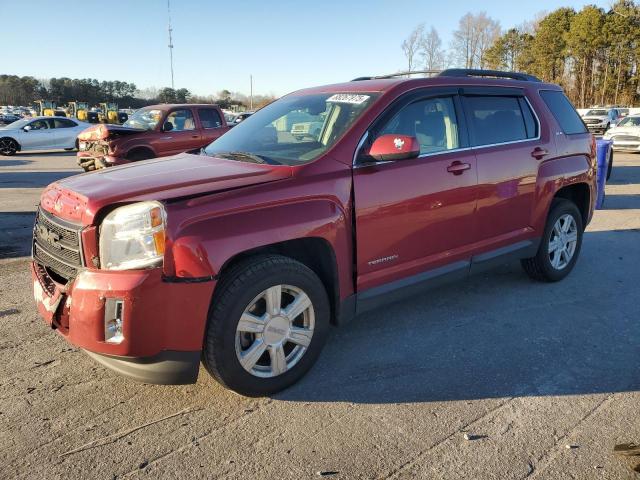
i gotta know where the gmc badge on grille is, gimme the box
[37,225,62,249]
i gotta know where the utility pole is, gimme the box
[250,75,254,110]
[167,0,175,89]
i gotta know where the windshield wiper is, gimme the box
[206,151,279,165]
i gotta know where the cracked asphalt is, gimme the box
[1,150,639,479]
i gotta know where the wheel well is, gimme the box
[554,183,590,228]
[0,137,20,151]
[217,238,340,324]
[126,146,154,160]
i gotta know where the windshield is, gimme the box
[2,118,29,129]
[203,92,378,165]
[618,116,640,127]
[123,108,162,130]
[585,109,607,116]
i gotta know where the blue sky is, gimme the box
[1,0,611,97]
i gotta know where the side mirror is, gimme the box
[23,125,32,132]
[162,122,174,132]
[366,134,420,162]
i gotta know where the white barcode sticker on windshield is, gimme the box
[327,94,370,104]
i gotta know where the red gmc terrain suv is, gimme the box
[32,70,596,396]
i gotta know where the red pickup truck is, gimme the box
[76,104,231,171]
[32,69,596,396]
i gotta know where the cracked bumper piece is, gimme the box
[84,349,201,385]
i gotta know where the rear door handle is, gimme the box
[447,161,471,175]
[191,135,199,138]
[531,147,549,159]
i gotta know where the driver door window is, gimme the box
[29,120,49,130]
[378,97,460,154]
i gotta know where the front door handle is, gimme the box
[447,161,471,175]
[531,147,549,159]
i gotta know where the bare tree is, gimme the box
[451,12,500,68]
[402,24,425,71]
[420,26,445,71]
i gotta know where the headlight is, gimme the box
[99,201,166,270]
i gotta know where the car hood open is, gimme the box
[40,153,293,224]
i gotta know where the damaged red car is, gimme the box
[33,69,596,396]
[76,104,230,171]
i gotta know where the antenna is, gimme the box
[167,0,175,89]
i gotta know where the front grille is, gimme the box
[584,119,601,125]
[33,208,83,282]
[612,135,640,141]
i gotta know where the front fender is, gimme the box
[165,194,354,300]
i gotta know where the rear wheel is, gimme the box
[203,255,330,396]
[0,138,18,156]
[521,199,583,282]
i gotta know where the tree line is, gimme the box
[0,76,275,110]
[401,0,640,107]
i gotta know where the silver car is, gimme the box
[0,116,91,156]
[581,108,621,134]
[604,114,640,152]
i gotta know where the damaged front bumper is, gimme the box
[31,261,216,384]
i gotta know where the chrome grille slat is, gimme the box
[33,208,83,281]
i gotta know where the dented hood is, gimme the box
[77,123,145,140]
[41,153,293,224]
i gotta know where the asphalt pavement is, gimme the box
[1,150,639,479]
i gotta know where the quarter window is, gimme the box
[198,108,222,129]
[464,96,535,146]
[165,109,196,131]
[378,97,460,154]
[539,90,587,135]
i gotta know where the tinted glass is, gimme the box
[198,108,222,129]
[618,116,640,127]
[166,109,195,131]
[540,90,587,135]
[518,97,538,138]
[465,96,529,146]
[29,119,49,130]
[53,118,77,128]
[378,97,459,154]
[203,93,378,165]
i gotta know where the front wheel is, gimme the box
[521,199,583,282]
[0,138,18,156]
[203,255,330,396]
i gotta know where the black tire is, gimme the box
[203,255,330,396]
[521,199,583,282]
[0,137,19,156]
[606,148,613,181]
[126,149,155,162]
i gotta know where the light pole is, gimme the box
[167,0,175,89]
[250,75,254,110]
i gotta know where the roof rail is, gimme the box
[352,70,442,81]
[438,69,541,82]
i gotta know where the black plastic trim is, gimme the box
[83,349,201,385]
[163,274,218,283]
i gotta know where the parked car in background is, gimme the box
[233,112,253,124]
[0,113,21,125]
[0,116,90,156]
[603,114,640,152]
[581,107,621,134]
[32,69,596,396]
[76,104,231,171]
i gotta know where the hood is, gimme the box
[40,153,293,224]
[77,123,146,141]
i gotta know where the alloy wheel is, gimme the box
[0,139,16,155]
[548,214,578,270]
[235,284,315,378]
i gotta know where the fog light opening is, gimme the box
[105,299,124,344]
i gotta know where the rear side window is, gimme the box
[539,90,587,135]
[464,96,535,146]
[53,118,77,128]
[198,108,222,129]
